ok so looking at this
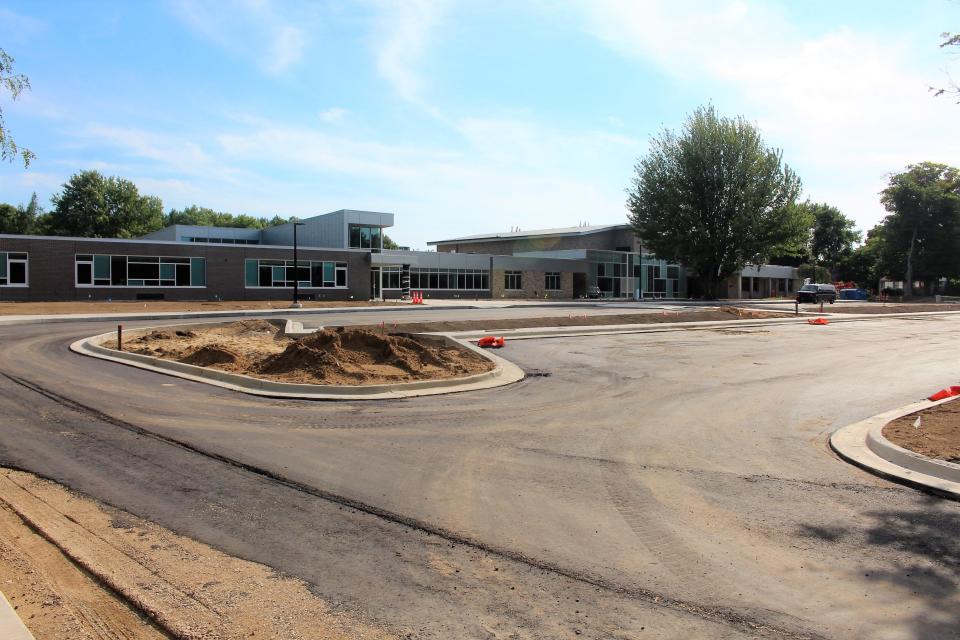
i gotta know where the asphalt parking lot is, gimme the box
[0,309,958,639]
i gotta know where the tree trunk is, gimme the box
[702,272,718,300]
[903,226,917,298]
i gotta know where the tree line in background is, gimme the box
[628,106,960,298]
[0,169,399,248]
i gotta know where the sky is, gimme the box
[1,0,958,250]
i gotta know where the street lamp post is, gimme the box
[292,221,306,308]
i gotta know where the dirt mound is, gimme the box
[257,328,492,385]
[209,319,280,337]
[179,344,248,368]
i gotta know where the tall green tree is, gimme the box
[46,171,165,238]
[627,105,806,298]
[0,192,42,234]
[0,48,34,167]
[880,162,960,297]
[165,205,269,229]
[802,201,860,269]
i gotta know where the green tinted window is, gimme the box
[190,258,205,286]
[160,263,175,280]
[245,260,258,286]
[0,253,6,278]
[323,262,334,282]
[93,255,110,279]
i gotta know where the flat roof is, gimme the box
[427,223,630,245]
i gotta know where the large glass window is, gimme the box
[545,272,561,291]
[504,271,522,290]
[382,266,401,289]
[348,225,383,251]
[244,259,347,288]
[409,268,488,290]
[75,254,204,287]
[0,252,28,287]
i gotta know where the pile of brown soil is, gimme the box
[884,400,960,463]
[117,321,493,386]
[257,328,491,385]
[347,307,790,334]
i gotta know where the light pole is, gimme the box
[291,221,306,308]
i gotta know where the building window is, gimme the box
[409,268,488,290]
[0,252,28,287]
[545,272,561,291]
[349,225,383,251]
[504,271,522,290]
[382,266,401,289]
[182,237,258,245]
[75,254,204,287]
[244,259,347,288]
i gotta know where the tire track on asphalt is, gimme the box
[0,370,827,640]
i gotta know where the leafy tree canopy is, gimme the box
[626,104,806,298]
[0,192,42,234]
[46,170,165,238]
[797,263,832,284]
[383,234,400,250]
[0,48,34,167]
[165,205,269,229]
[879,162,960,295]
[802,201,860,268]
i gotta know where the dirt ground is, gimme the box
[119,320,494,385]
[803,303,960,314]
[0,300,398,316]
[345,307,790,334]
[884,400,960,463]
[0,468,393,640]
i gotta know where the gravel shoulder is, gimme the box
[0,300,399,316]
[884,400,960,463]
[0,468,393,640]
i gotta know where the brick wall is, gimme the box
[490,269,573,299]
[0,237,371,302]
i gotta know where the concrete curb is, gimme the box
[0,591,35,640]
[70,320,525,401]
[0,473,221,639]
[830,397,960,500]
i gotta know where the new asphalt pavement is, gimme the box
[0,306,957,639]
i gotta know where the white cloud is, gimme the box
[168,0,306,75]
[372,0,446,111]
[569,0,960,232]
[318,107,349,123]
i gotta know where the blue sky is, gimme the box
[1,1,958,249]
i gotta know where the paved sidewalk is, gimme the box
[0,592,35,640]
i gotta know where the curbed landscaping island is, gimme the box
[113,320,494,385]
[883,400,960,464]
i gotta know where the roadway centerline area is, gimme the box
[0,312,958,639]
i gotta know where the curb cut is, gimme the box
[830,397,960,500]
[70,320,525,401]
[0,591,35,640]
